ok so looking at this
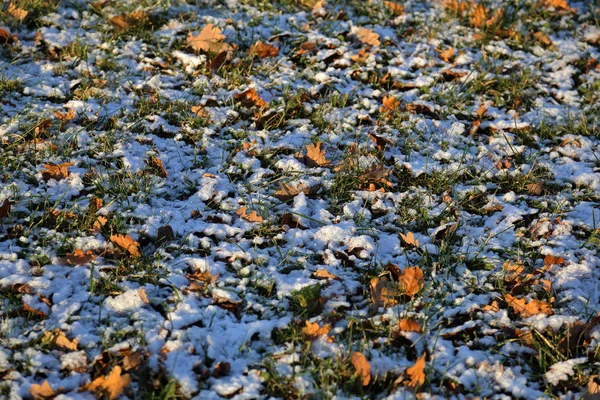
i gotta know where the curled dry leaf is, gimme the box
[42,162,73,181]
[585,376,600,400]
[399,232,419,248]
[304,142,331,168]
[187,24,230,54]
[274,182,321,201]
[504,294,553,318]
[0,199,11,218]
[406,353,426,387]
[400,266,424,297]
[65,249,96,265]
[236,206,263,223]
[8,2,29,22]
[302,321,331,340]
[54,109,76,123]
[312,269,340,281]
[138,288,149,304]
[357,27,380,47]
[351,352,371,386]
[88,197,103,212]
[543,0,575,12]
[234,88,268,108]
[43,328,78,351]
[92,215,108,232]
[30,380,56,400]
[248,41,279,58]
[83,365,131,400]
[146,156,168,178]
[110,234,141,258]
[534,31,553,46]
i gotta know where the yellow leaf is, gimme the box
[186,24,231,54]
[357,27,380,47]
[236,206,263,222]
[8,2,28,22]
[351,352,371,386]
[304,142,331,167]
[30,380,56,400]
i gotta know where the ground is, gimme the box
[1,0,600,399]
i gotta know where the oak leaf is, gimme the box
[234,88,268,108]
[187,24,230,54]
[274,183,321,201]
[42,162,73,181]
[357,27,380,47]
[405,354,426,387]
[302,321,331,340]
[248,41,279,58]
[65,249,96,265]
[43,329,78,351]
[110,234,141,258]
[84,365,131,400]
[54,109,75,124]
[400,266,424,297]
[351,352,371,386]
[304,142,331,167]
[398,318,421,332]
[236,206,263,222]
[0,199,11,218]
[30,380,56,400]
[8,2,28,22]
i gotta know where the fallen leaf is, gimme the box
[92,216,108,232]
[234,88,268,108]
[110,234,141,258]
[8,2,29,22]
[30,380,56,400]
[236,206,263,222]
[302,320,331,340]
[138,288,149,304]
[398,318,421,332]
[400,266,424,297]
[187,24,230,54]
[358,164,392,189]
[88,197,103,212]
[274,182,321,201]
[543,0,574,12]
[54,109,76,124]
[544,254,566,266]
[156,225,175,242]
[312,269,340,280]
[22,303,46,319]
[585,376,600,400]
[304,142,331,167]
[84,365,131,400]
[210,50,230,74]
[380,95,401,113]
[122,351,143,372]
[527,182,543,195]
[110,10,149,33]
[384,1,405,15]
[357,27,380,47]
[42,162,73,181]
[369,133,394,152]
[405,103,438,118]
[405,354,426,387]
[211,361,231,378]
[0,199,11,218]
[470,3,487,28]
[43,329,78,351]
[439,47,455,62]
[297,41,317,56]
[399,232,419,248]
[504,294,553,317]
[65,249,96,265]
[0,27,18,45]
[351,352,371,386]
[248,41,279,58]
[370,277,398,307]
[146,156,168,178]
[533,31,552,46]
[281,212,307,229]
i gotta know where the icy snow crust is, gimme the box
[1,0,600,398]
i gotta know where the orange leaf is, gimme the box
[42,162,73,181]
[439,47,455,62]
[504,294,553,317]
[380,96,400,113]
[302,321,331,340]
[234,88,268,108]
[304,142,331,167]
[138,288,149,304]
[400,266,424,297]
[369,133,393,152]
[406,354,426,387]
[43,328,78,351]
[110,11,149,33]
[65,249,96,265]
[84,365,131,400]
[370,277,398,307]
[312,269,340,280]
[384,1,405,15]
[30,380,56,400]
[470,3,487,28]
[92,216,108,232]
[248,41,279,58]
[236,206,263,222]
[544,254,566,266]
[54,109,76,123]
[274,183,321,201]
[187,24,231,54]
[0,198,11,218]
[399,232,419,248]
[351,352,371,386]
[8,2,29,22]
[146,156,168,178]
[533,31,552,46]
[0,27,18,45]
[110,234,141,258]
[543,0,574,12]
[357,27,380,47]
[398,318,421,332]
[191,105,209,119]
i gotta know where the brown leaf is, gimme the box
[30,380,56,400]
[236,206,263,222]
[369,133,393,152]
[110,234,141,258]
[0,27,18,45]
[439,47,455,62]
[156,225,175,243]
[399,232,419,248]
[248,41,279,58]
[357,27,380,47]
[212,361,231,378]
[384,1,405,15]
[42,162,73,181]
[0,199,11,218]
[88,197,103,212]
[8,2,29,22]
[400,266,424,297]
[54,109,76,123]
[110,11,149,33]
[504,294,553,317]
[281,212,307,230]
[274,183,321,201]
[187,24,230,54]
[405,103,438,118]
[138,288,149,304]
[43,329,78,351]
[146,156,168,178]
[544,254,566,266]
[22,303,47,319]
[533,31,552,46]
[370,277,398,308]
[65,249,96,266]
[527,182,543,195]
[304,142,331,167]
[585,376,600,400]
[358,164,392,189]
[122,351,143,372]
[302,321,331,340]
[297,41,317,56]
[234,88,268,108]
[398,318,421,332]
[543,0,575,12]
[406,354,426,387]
[312,269,340,281]
[210,50,230,74]
[380,96,400,114]
[351,352,371,386]
[84,365,131,400]
[470,3,487,28]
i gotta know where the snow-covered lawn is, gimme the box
[1,0,600,398]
